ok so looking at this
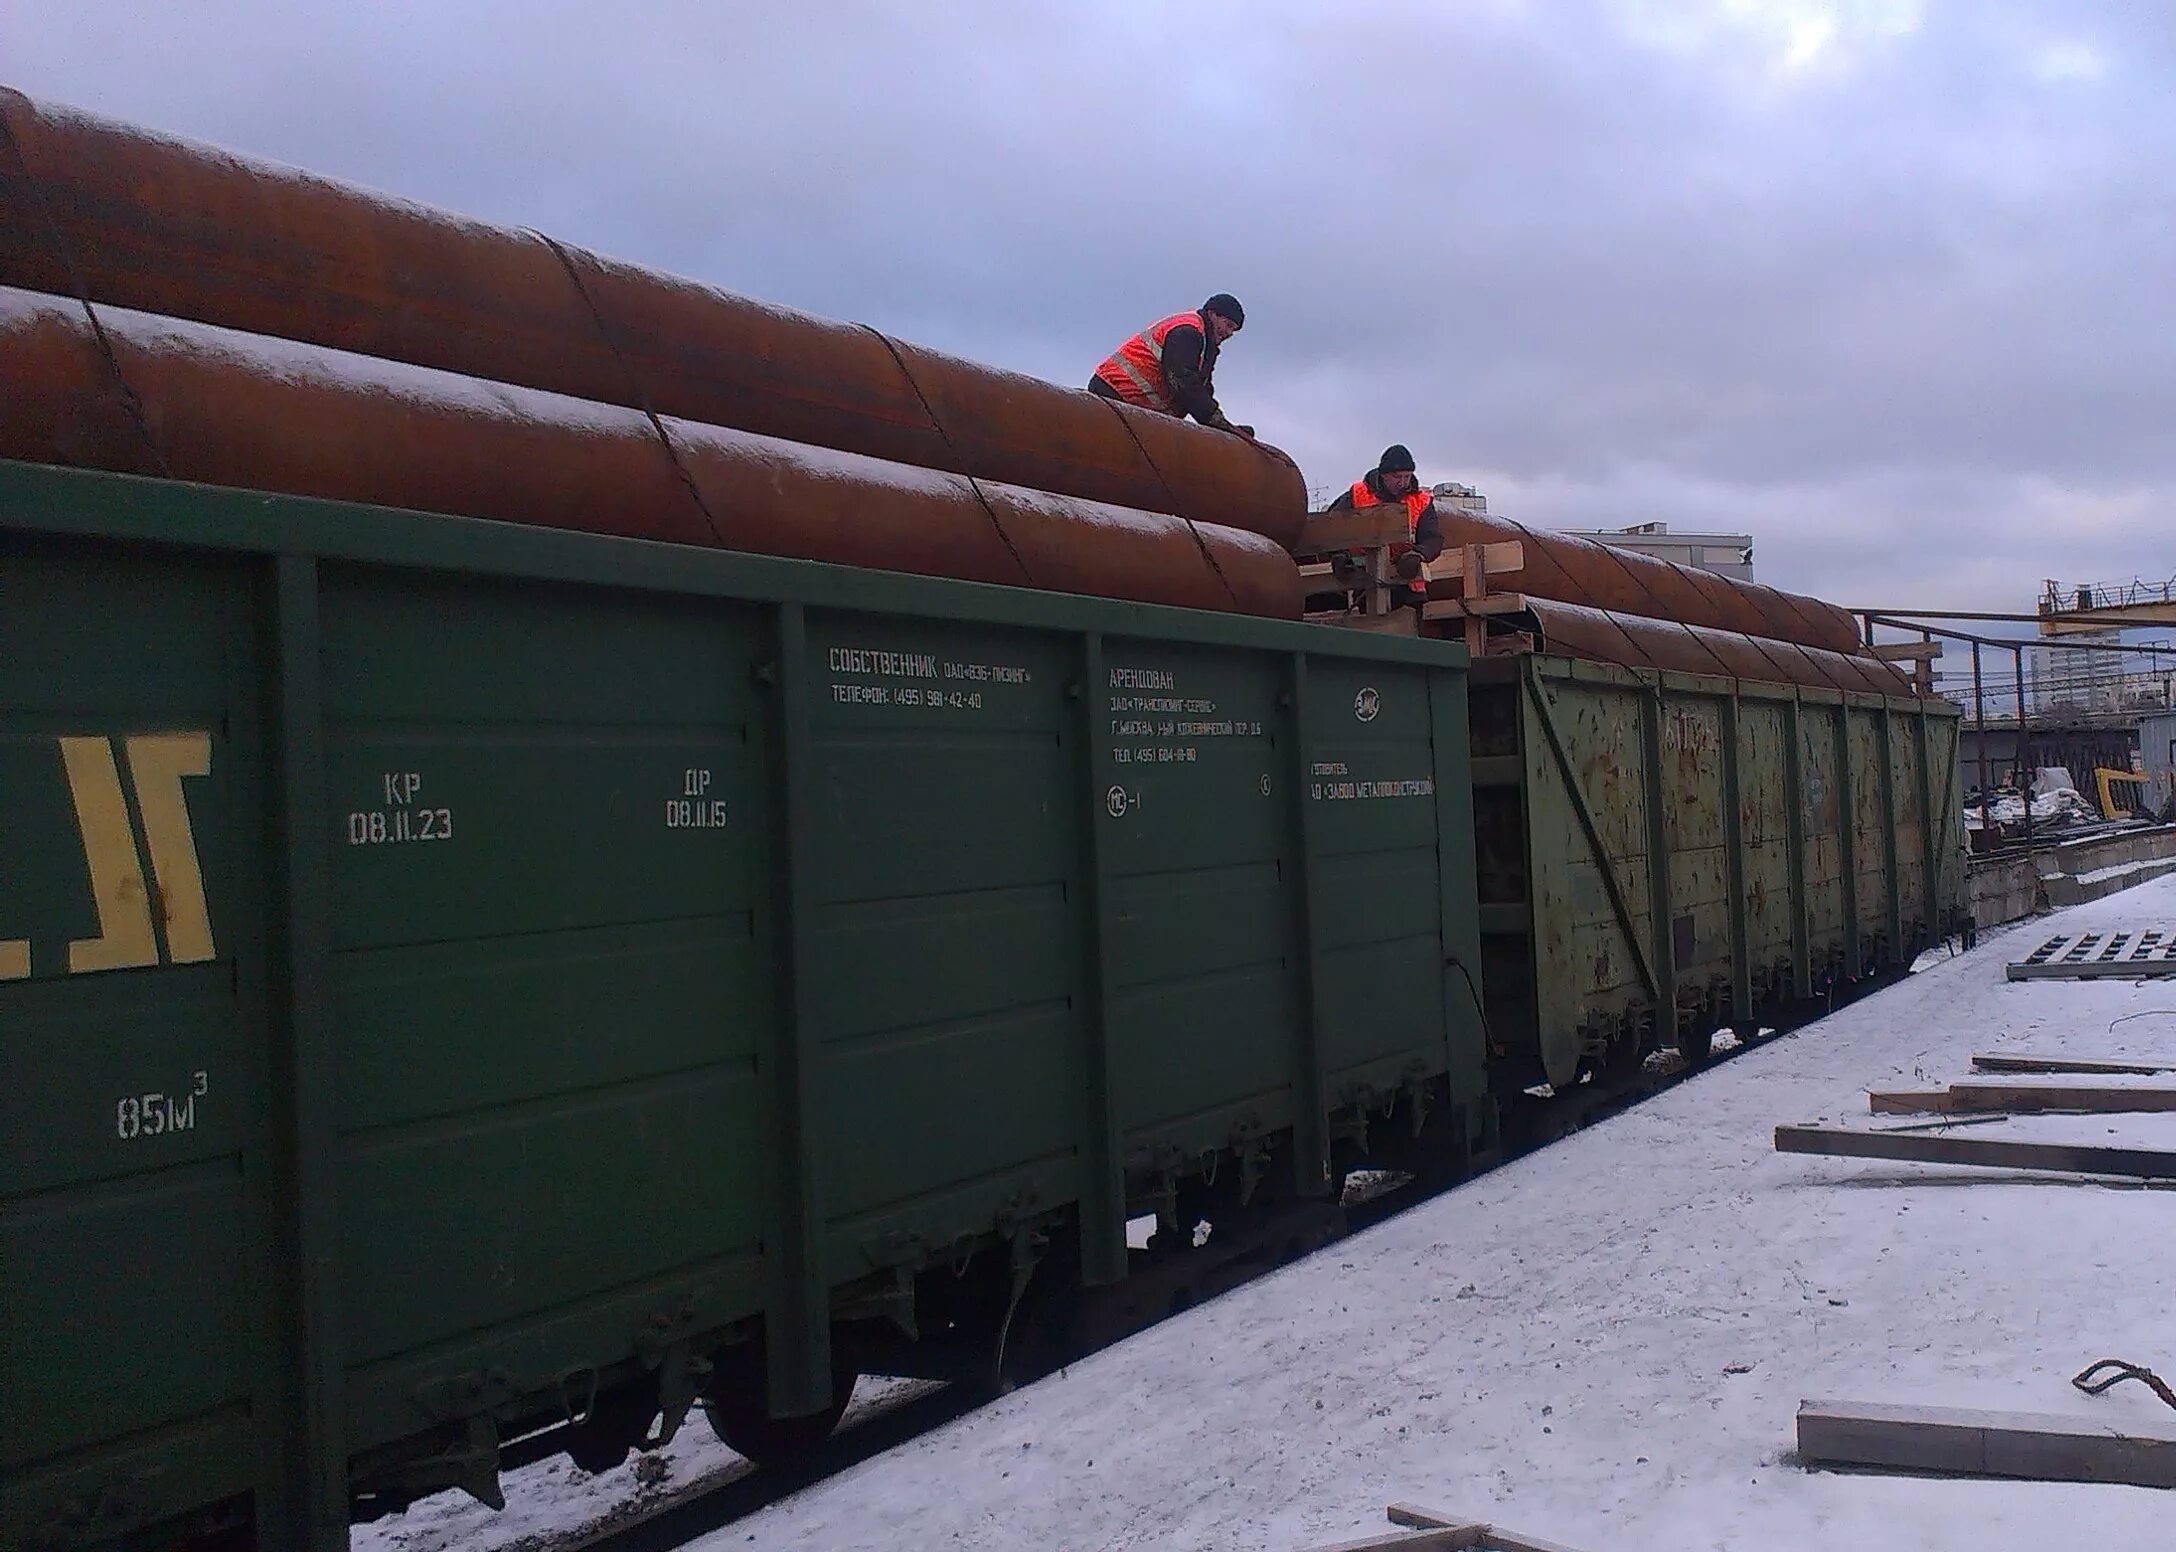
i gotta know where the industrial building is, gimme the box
[1551,519,1757,580]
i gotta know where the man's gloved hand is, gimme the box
[1393,551,1425,581]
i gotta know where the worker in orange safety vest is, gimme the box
[1325,444,1442,605]
[1089,294,1253,437]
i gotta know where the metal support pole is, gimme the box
[1971,640,1988,801]
[2014,644,2032,848]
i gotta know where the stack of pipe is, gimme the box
[0,86,1909,679]
[0,87,1304,617]
[1421,507,1914,694]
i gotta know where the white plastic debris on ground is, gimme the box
[727,875,2176,1552]
[1966,786,2101,829]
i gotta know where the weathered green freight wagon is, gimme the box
[0,460,1488,1551]
[1469,653,1968,1088]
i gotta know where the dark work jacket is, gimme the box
[1154,317,1225,425]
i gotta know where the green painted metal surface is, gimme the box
[1473,656,1967,1089]
[0,459,1482,1549]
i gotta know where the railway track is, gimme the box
[515,958,1941,1552]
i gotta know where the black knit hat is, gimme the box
[1379,443,1416,473]
[1203,293,1245,327]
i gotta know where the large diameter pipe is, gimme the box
[1507,596,1915,695]
[1429,506,1863,656]
[0,286,1301,618]
[0,87,1307,548]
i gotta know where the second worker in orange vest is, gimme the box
[1088,294,1254,437]
[1326,444,1442,604]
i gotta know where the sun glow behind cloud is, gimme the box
[2032,39,2109,82]
[1610,0,1925,76]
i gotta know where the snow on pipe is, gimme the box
[0,286,1303,619]
[0,86,1308,551]
[1430,507,1866,658]
[1512,596,1916,695]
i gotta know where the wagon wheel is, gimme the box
[1677,1023,1715,1064]
[563,1378,659,1474]
[703,1356,855,1467]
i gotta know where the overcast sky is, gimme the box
[6,0,2169,615]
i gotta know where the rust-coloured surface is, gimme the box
[1510,598,1660,669]
[1501,597,1918,696]
[1431,507,1862,655]
[0,286,1300,618]
[1607,612,1737,677]
[0,87,1307,548]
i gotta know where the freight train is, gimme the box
[0,90,1968,1552]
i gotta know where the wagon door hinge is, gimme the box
[1403,1063,1433,1137]
[991,1218,1050,1384]
[635,1299,713,1448]
[1148,1145,1185,1233]
[833,1263,919,1339]
[1236,1139,1271,1206]
[453,1415,506,1511]
[398,1367,522,1509]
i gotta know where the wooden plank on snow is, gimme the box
[1796,1399,2176,1488]
[1303,1530,1477,1552]
[1869,1081,2176,1116]
[1386,1505,1595,1552]
[1972,1052,2176,1076]
[1774,1123,2176,1178]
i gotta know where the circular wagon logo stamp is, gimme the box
[1106,785,1130,817]
[1353,687,1381,723]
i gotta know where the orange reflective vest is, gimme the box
[1348,479,1432,594]
[1094,312,1204,414]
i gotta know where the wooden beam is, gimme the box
[1302,1530,1476,1552]
[1442,540,1525,588]
[1387,1505,1595,1552]
[1973,1052,2175,1076]
[1868,1081,2176,1116]
[1775,1123,2176,1178]
[1796,1399,2176,1489]
[1869,641,1943,663]
[1295,510,1410,552]
[1338,610,1419,636]
[1294,515,1523,579]
[1421,594,1532,622]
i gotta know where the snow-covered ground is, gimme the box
[725,880,2176,1552]
[352,1377,942,1552]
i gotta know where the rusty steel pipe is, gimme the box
[0,87,1307,549]
[1503,597,1915,696]
[1429,506,1864,657]
[0,286,1301,618]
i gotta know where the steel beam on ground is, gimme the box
[1775,1123,2176,1179]
[1796,1400,2176,1489]
[1973,1052,2176,1076]
[1867,1081,2176,1115]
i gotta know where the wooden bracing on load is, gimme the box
[1295,507,1526,655]
[1292,1504,1596,1552]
